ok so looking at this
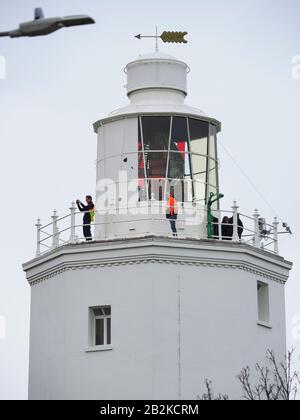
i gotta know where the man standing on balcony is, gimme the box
[76,196,95,241]
[166,191,178,238]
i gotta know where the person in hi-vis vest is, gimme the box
[166,192,178,237]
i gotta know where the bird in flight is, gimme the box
[0,8,95,38]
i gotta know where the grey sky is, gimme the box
[0,0,299,399]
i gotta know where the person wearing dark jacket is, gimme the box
[221,216,231,240]
[212,216,220,239]
[228,214,244,240]
[237,215,244,239]
[76,196,95,241]
[166,192,178,237]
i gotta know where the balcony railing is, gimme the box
[34,201,288,258]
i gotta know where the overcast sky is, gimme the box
[0,0,299,399]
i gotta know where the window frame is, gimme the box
[257,281,272,328]
[89,306,112,349]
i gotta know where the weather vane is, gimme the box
[135,27,188,51]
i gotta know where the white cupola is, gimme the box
[125,52,189,100]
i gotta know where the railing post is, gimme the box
[218,210,222,240]
[150,193,155,236]
[253,209,260,247]
[69,202,76,243]
[273,217,279,255]
[35,218,42,257]
[51,210,59,249]
[232,201,239,242]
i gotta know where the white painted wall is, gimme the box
[25,239,290,400]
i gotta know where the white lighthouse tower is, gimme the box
[23,48,292,400]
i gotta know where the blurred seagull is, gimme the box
[0,8,95,38]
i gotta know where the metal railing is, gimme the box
[34,201,287,258]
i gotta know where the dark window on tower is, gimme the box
[91,306,112,347]
[95,318,104,346]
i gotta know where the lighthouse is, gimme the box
[23,48,292,400]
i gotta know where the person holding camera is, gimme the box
[76,195,95,241]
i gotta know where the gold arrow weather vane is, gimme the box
[161,31,188,44]
[135,30,188,45]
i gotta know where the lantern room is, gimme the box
[93,51,221,240]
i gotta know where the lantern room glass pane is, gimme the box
[209,124,217,160]
[170,117,189,152]
[191,155,207,176]
[189,119,209,155]
[145,152,168,179]
[208,124,219,207]
[208,158,217,187]
[192,154,207,202]
[142,116,171,150]
[209,170,217,190]
[168,152,192,180]
[194,174,207,202]
[148,178,166,201]
[138,152,145,179]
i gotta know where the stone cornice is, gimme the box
[27,254,287,286]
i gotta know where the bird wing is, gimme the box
[60,15,95,27]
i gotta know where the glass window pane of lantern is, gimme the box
[184,154,192,179]
[168,151,192,178]
[189,119,209,156]
[208,161,218,209]
[142,116,171,150]
[138,120,147,201]
[138,152,145,180]
[183,179,194,203]
[149,178,166,201]
[194,174,206,202]
[138,152,147,201]
[192,154,207,202]
[170,117,189,152]
[168,152,185,179]
[208,158,217,188]
[209,124,217,160]
[191,154,207,177]
[145,152,168,179]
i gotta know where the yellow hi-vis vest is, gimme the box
[90,208,95,223]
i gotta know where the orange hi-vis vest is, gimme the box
[167,196,178,215]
